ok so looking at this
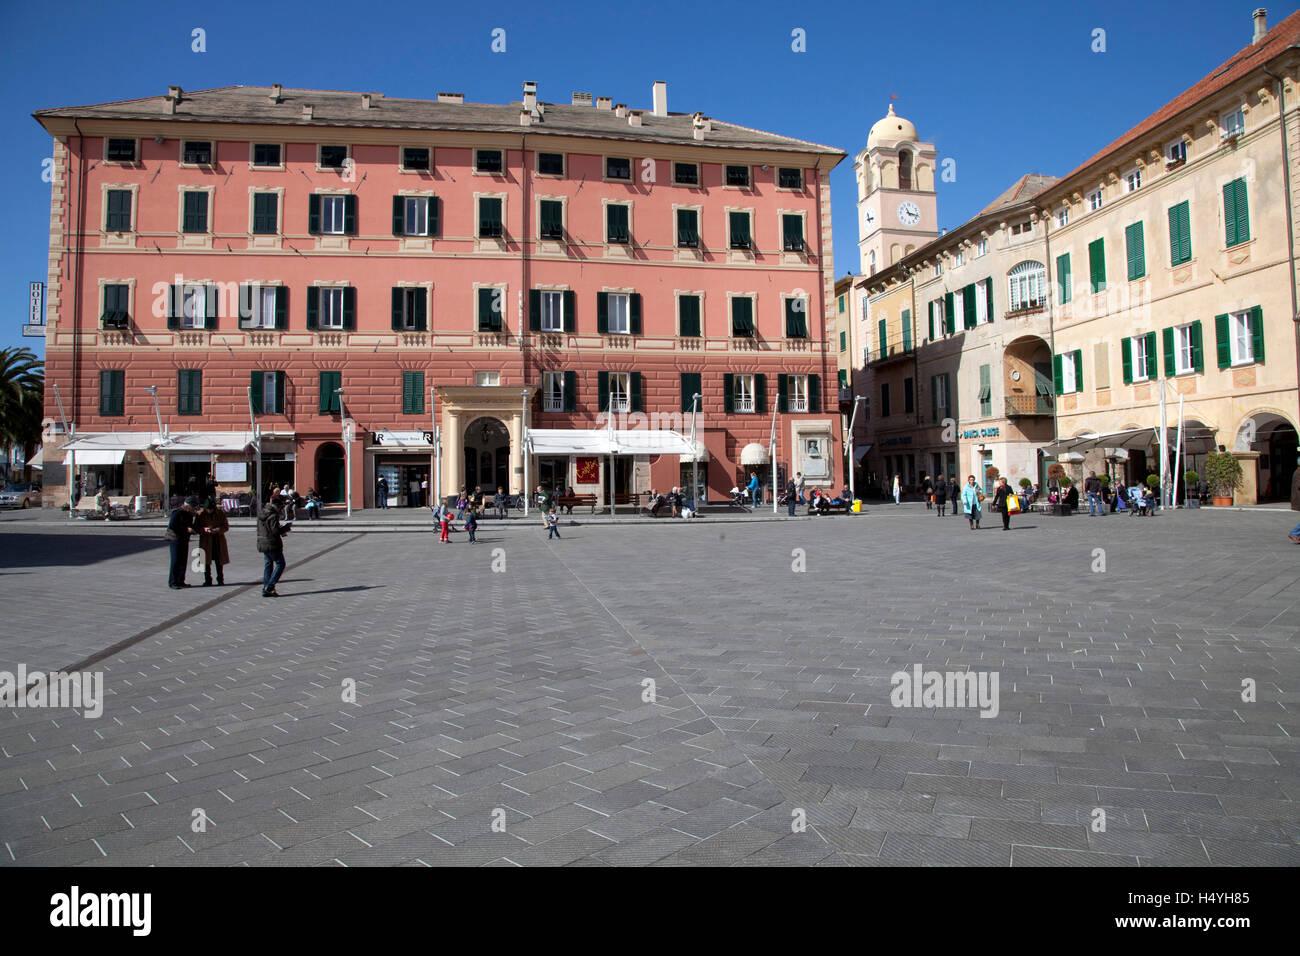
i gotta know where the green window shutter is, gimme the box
[308,195,321,234]
[782,214,803,250]
[944,292,954,334]
[681,373,701,413]
[598,371,610,412]
[596,292,609,334]
[392,196,404,235]
[723,373,734,414]
[401,372,413,414]
[985,279,994,321]
[785,299,807,338]
[1234,181,1250,246]
[391,288,404,330]
[732,298,754,337]
[429,196,441,237]
[250,371,263,414]
[963,285,976,329]
[414,290,427,331]
[343,195,357,235]
[167,284,180,330]
[319,371,341,413]
[1053,353,1064,395]
[563,370,577,412]
[729,211,751,247]
[275,286,288,329]
[1190,320,1204,372]
[563,291,576,333]
[1122,336,1133,383]
[679,295,701,337]
[306,287,319,330]
[1089,238,1106,292]
[979,364,991,416]
[1057,253,1072,304]
[877,318,887,359]
[930,375,938,423]
[808,374,820,413]
[1215,313,1231,368]
[1126,222,1146,280]
[1224,179,1249,247]
[1162,326,1175,377]
[630,293,642,335]
[275,371,285,413]
[1073,349,1083,393]
[1250,306,1264,363]
[839,330,846,351]
[477,288,496,330]
[342,287,356,330]
[777,374,789,412]
[754,374,766,414]
[406,372,426,414]
[541,200,563,238]
[253,194,277,234]
[1144,332,1157,379]
[838,369,848,388]
[1168,201,1192,265]
[529,290,541,332]
[928,301,936,340]
[204,285,218,329]
[901,309,912,351]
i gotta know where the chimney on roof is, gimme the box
[596,96,612,110]
[1253,7,1267,43]
[437,92,464,104]
[523,81,537,109]
[361,93,372,109]
[168,85,183,102]
[692,112,706,141]
[519,108,533,127]
[615,103,627,117]
[628,110,643,127]
[301,104,314,120]
[652,81,667,117]
[269,84,283,103]
[571,91,592,106]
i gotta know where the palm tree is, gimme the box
[0,347,44,465]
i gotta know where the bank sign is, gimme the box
[960,427,1000,439]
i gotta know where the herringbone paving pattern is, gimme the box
[0,506,1296,865]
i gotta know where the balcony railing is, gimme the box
[735,397,755,413]
[1005,394,1053,417]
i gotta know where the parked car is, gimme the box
[0,483,42,509]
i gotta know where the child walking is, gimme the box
[545,508,561,540]
[439,508,452,543]
[465,509,478,544]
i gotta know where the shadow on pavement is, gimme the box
[0,533,167,568]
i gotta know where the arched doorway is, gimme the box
[463,417,510,496]
[1239,411,1298,502]
[317,442,345,503]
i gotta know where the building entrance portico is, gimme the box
[436,386,534,502]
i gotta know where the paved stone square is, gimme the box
[1,505,1297,866]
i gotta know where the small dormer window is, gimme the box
[976,239,988,257]
[1221,107,1245,139]
[1167,140,1187,165]
[1124,169,1141,192]
[1057,207,1070,228]
[1011,220,1033,236]
[954,250,964,267]
[1088,189,1103,212]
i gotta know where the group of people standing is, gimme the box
[166,491,293,597]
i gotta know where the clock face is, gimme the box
[864,208,876,226]
[897,201,921,226]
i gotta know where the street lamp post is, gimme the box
[145,385,166,506]
[846,395,865,508]
[522,389,530,518]
[335,388,351,518]
[690,393,701,512]
[430,386,440,515]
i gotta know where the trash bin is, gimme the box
[852,499,862,513]
[134,495,147,516]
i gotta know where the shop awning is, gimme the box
[853,444,873,461]
[740,442,769,465]
[680,439,709,463]
[610,430,696,456]
[1044,424,1217,456]
[61,432,159,464]
[25,448,43,470]
[526,428,697,457]
[157,432,255,453]
[63,449,125,465]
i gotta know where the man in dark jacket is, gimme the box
[257,492,292,597]
[921,473,934,510]
[167,496,198,589]
[1288,461,1300,542]
[785,477,797,516]
[934,475,948,517]
[376,475,389,509]
[1084,472,1103,516]
[948,474,960,516]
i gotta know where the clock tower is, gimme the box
[854,104,939,275]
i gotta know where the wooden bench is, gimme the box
[73,496,133,519]
[555,494,598,514]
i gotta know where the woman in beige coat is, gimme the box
[197,499,231,585]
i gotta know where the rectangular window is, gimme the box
[182,192,209,233]
[253,143,281,167]
[1057,207,1069,228]
[401,147,430,171]
[978,364,992,417]
[320,195,348,235]
[105,189,132,231]
[976,239,988,257]
[904,377,915,414]
[975,279,989,323]
[1060,351,1078,394]
[609,372,630,412]
[1168,201,1192,264]
[725,165,750,187]
[731,297,755,337]
[319,371,341,413]
[543,371,564,412]
[1221,107,1245,138]
[183,141,212,165]
[674,163,699,185]
[476,371,500,386]
[902,308,913,351]
[403,196,430,236]
[935,261,943,277]
[782,214,804,251]
[319,288,345,329]
[178,369,203,415]
[393,287,425,330]
[252,193,278,234]
[1125,221,1146,280]
[537,152,564,176]
[1008,266,1046,311]
[789,374,808,412]
[1057,253,1072,304]
[478,288,503,331]
[1088,238,1106,292]
[106,138,136,162]
[539,200,564,240]
[243,285,279,329]
[99,369,124,416]
[319,145,348,168]
[1125,169,1141,192]
[258,371,284,415]
[1223,177,1250,247]
[729,211,752,250]
[934,373,951,421]
[478,196,504,238]
[778,168,802,189]
[606,293,630,334]
[1132,335,1150,382]
[1230,309,1258,365]
[1173,324,1196,375]
[539,290,564,332]
[606,157,631,180]
[880,383,891,418]
[955,251,964,267]
[402,371,425,414]
[785,299,808,338]
[1010,220,1032,236]
[679,294,701,337]
[1167,140,1187,165]
[676,208,699,247]
[181,285,206,329]
[1088,189,1103,211]
[101,284,130,328]
[476,149,503,173]
[734,374,756,413]
[606,204,630,243]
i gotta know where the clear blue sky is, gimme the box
[1,0,1292,355]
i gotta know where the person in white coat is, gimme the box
[892,474,901,505]
[961,475,982,530]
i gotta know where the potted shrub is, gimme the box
[984,464,1000,484]
[1204,451,1243,506]
[1184,470,1200,508]
[1018,477,1032,493]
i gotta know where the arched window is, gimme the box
[1007,260,1047,312]
[898,150,913,190]
[869,250,877,274]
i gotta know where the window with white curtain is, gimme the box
[1007,261,1046,311]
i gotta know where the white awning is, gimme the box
[680,439,709,463]
[157,432,255,453]
[527,429,613,456]
[25,448,43,470]
[64,449,125,465]
[740,442,770,465]
[1045,425,1217,457]
[61,432,159,453]
[610,430,696,456]
[370,429,432,448]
